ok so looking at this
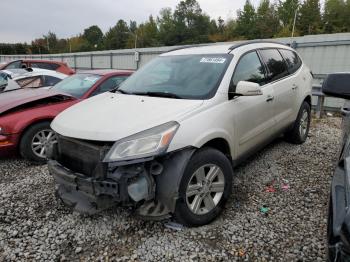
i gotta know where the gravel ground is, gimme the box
[0,117,342,261]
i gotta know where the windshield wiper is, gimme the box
[133,91,182,99]
[111,88,131,94]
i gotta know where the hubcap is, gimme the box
[299,110,309,137]
[31,129,56,158]
[185,164,225,215]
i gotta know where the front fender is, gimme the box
[155,147,197,212]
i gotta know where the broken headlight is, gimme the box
[103,121,179,162]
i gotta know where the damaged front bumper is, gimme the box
[48,137,196,220]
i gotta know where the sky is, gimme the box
[0,0,262,43]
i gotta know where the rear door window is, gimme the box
[279,49,302,74]
[231,51,266,91]
[259,49,289,82]
[31,62,60,71]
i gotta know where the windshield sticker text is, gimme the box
[200,57,226,64]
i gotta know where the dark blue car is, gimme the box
[323,73,350,261]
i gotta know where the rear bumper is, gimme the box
[0,134,19,157]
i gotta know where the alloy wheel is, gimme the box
[31,129,56,158]
[299,110,309,138]
[185,164,225,215]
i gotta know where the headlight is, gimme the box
[0,127,3,135]
[103,121,179,162]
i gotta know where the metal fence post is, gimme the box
[110,53,113,69]
[135,51,140,70]
[316,96,325,118]
[73,55,77,70]
[90,54,93,69]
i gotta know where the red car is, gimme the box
[0,70,132,162]
[0,59,75,75]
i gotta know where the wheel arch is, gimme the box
[200,137,232,160]
[304,95,312,108]
[18,118,54,150]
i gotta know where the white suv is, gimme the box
[48,41,312,226]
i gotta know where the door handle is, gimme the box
[266,95,274,102]
[292,84,298,90]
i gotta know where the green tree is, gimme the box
[43,31,58,53]
[69,36,88,52]
[346,0,350,30]
[217,17,225,34]
[277,0,299,29]
[31,38,49,54]
[137,16,159,48]
[297,0,322,35]
[256,0,279,38]
[129,20,137,33]
[104,19,129,49]
[83,25,103,49]
[223,19,239,40]
[157,8,178,45]
[323,0,347,33]
[235,0,257,39]
[173,0,211,44]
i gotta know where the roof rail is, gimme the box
[228,40,287,51]
[167,44,212,53]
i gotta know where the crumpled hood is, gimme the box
[0,88,70,115]
[52,92,203,141]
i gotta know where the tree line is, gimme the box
[1,0,350,55]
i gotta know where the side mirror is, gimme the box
[235,81,263,96]
[322,73,350,99]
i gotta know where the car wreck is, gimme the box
[48,41,312,226]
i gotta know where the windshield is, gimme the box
[52,73,101,98]
[118,54,232,99]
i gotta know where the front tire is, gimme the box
[174,148,233,226]
[19,121,56,163]
[285,101,311,144]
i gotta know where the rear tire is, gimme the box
[19,121,56,164]
[174,148,233,226]
[285,101,311,144]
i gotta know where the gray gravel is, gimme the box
[0,117,341,261]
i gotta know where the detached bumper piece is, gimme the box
[48,136,197,220]
[49,160,119,214]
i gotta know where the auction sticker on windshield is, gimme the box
[200,57,226,64]
[84,76,100,82]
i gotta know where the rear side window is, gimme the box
[231,51,266,91]
[31,62,60,71]
[5,61,22,69]
[259,49,288,82]
[16,76,43,88]
[279,49,302,74]
[43,75,62,86]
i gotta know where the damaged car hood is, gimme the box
[52,92,203,141]
[0,88,73,115]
